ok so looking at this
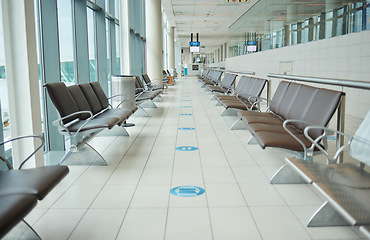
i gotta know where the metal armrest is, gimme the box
[236,94,253,111]
[304,126,351,164]
[52,111,93,136]
[0,135,44,169]
[283,119,326,160]
[108,94,127,108]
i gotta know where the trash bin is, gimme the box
[111,75,136,127]
[111,75,136,109]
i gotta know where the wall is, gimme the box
[226,30,370,119]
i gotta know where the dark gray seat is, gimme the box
[206,73,237,94]
[0,194,38,239]
[271,110,370,229]
[239,81,344,154]
[0,135,69,239]
[142,73,166,90]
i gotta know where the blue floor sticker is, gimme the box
[180,114,193,116]
[327,136,337,140]
[181,106,192,108]
[170,186,205,197]
[176,146,198,151]
[178,127,195,130]
[182,100,191,102]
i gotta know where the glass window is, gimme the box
[105,0,110,12]
[115,24,120,75]
[115,0,119,19]
[57,0,75,83]
[87,8,97,82]
[106,18,111,95]
[0,2,11,161]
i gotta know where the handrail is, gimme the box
[204,68,255,76]
[268,74,370,90]
[220,69,255,76]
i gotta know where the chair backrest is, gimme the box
[67,85,92,120]
[90,82,109,109]
[269,81,290,113]
[44,82,80,124]
[135,76,145,95]
[302,88,344,138]
[211,71,222,83]
[142,73,151,85]
[79,83,104,115]
[220,73,237,88]
[234,76,251,95]
[349,110,370,166]
[276,82,301,119]
[287,85,319,129]
[248,78,268,102]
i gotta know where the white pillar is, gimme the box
[145,0,162,83]
[2,0,44,168]
[167,26,175,70]
[120,0,131,75]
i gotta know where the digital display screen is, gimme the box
[190,46,200,52]
[247,45,257,52]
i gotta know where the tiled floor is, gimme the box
[27,77,367,240]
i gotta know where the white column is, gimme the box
[167,26,175,70]
[145,0,162,83]
[2,0,44,168]
[120,0,131,75]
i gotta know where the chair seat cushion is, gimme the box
[0,194,38,239]
[99,108,133,125]
[246,123,300,135]
[241,115,283,125]
[254,131,313,151]
[67,117,119,132]
[0,165,69,200]
[220,100,250,110]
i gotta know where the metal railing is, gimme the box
[267,73,370,163]
[268,74,370,90]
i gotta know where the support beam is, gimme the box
[2,0,44,167]
[145,0,162,84]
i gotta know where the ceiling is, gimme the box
[161,0,366,54]
[162,0,260,53]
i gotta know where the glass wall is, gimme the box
[129,0,146,75]
[0,3,10,164]
[229,0,370,57]
[34,0,122,156]
[57,0,75,83]
[87,7,97,82]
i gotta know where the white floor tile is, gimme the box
[107,168,143,185]
[139,167,173,185]
[90,184,136,209]
[206,183,246,207]
[69,209,126,240]
[33,209,86,240]
[232,166,269,183]
[239,183,286,206]
[274,184,323,205]
[52,184,103,209]
[130,184,170,208]
[117,208,167,240]
[172,167,204,185]
[202,166,237,184]
[165,208,213,240]
[250,206,311,240]
[209,207,262,240]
